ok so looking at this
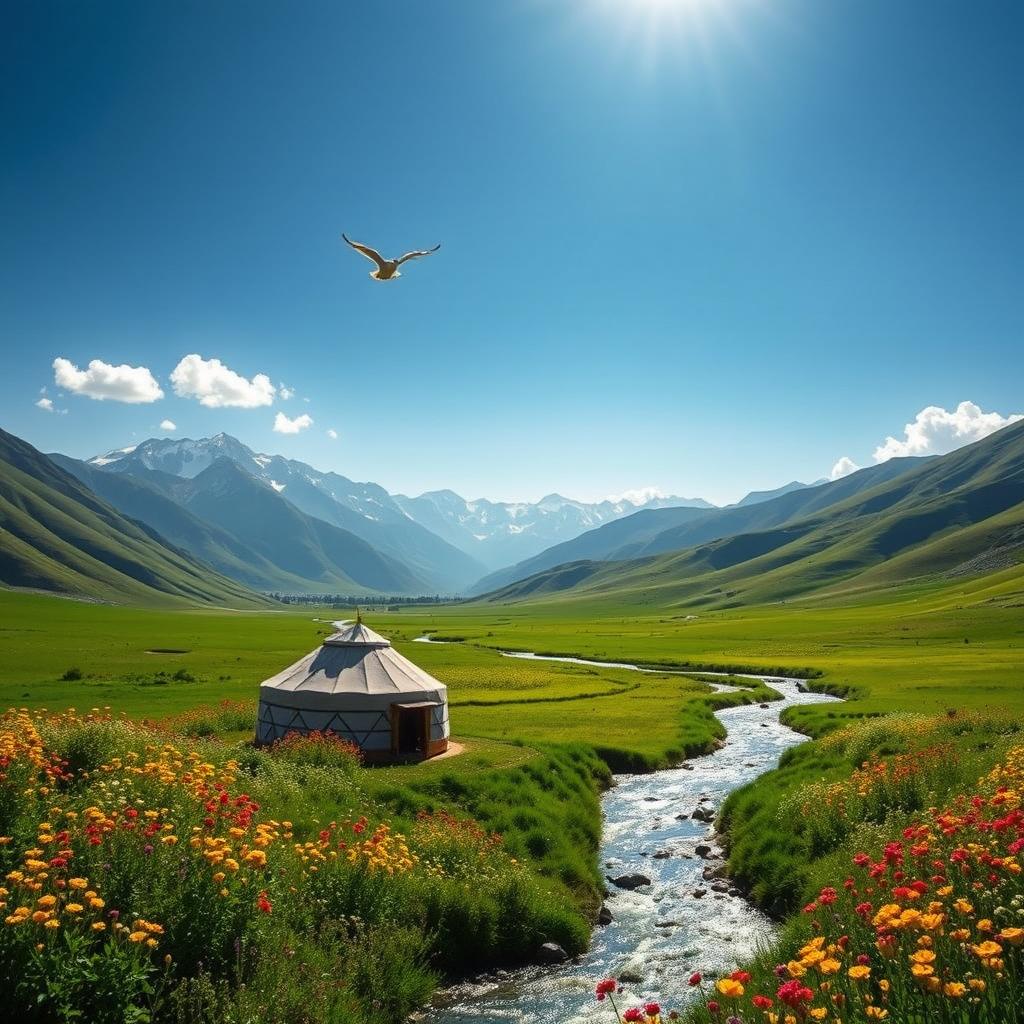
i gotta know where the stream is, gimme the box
[415,644,840,1024]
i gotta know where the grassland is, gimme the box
[2,563,1022,932]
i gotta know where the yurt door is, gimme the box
[391,703,430,756]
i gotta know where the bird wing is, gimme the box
[395,243,441,266]
[342,234,388,270]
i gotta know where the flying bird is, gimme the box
[341,233,441,281]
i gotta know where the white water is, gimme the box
[421,648,840,1024]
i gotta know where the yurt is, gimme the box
[255,621,449,762]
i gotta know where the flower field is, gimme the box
[0,708,583,1023]
[654,741,1024,1023]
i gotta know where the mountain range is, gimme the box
[83,434,717,587]
[2,422,1021,610]
[477,419,1024,607]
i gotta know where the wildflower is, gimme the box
[943,982,967,997]
[644,1003,660,1018]
[596,979,617,1001]
[687,973,701,987]
[716,979,744,998]
[257,890,272,914]
[847,965,871,981]
[752,995,773,1009]
[623,1009,644,1022]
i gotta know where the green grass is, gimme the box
[3,563,1023,931]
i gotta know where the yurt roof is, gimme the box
[258,623,447,710]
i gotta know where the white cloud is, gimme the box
[279,383,295,400]
[53,357,164,404]
[830,456,860,481]
[273,412,313,435]
[326,428,338,440]
[35,397,54,412]
[606,486,666,505]
[160,419,177,431]
[170,354,275,408]
[873,401,1023,462]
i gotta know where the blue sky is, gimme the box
[3,0,1022,506]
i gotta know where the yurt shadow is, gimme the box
[256,622,450,763]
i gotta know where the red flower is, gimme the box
[818,887,837,905]
[752,995,774,1009]
[777,980,813,1008]
[256,890,272,914]
[729,971,750,984]
[596,979,617,1001]
[644,1003,661,1017]
[688,972,702,987]
[624,1009,644,1022]
[706,1002,719,1014]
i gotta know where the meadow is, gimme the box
[2,565,1022,1022]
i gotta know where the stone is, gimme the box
[680,763,695,770]
[675,813,689,821]
[608,873,652,891]
[653,850,671,859]
[691,806,715,823]
[538,942,568,964]
[598,905,613,926]
[654,920,678,928]
[619,969,643,984]
[711,882,729,893]
[692,888,707,899]
[695,844,715,858]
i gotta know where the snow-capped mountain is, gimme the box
[89,435,714,573]
[394,490,713,569]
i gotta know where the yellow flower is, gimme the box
[865,1008,888,1020]
[848,965,871,981]
[67,878,88,890]
[128,931,148,943]
[64,903,84,914]
[969,979,986,992]
[715,979,744,998]
[786,961,807,978]
[44,918,59,930]
[909,949,935,964]
[953,899,973,914]
[809,1010,827,1021]
[998,927,1024,946]
[212,872,225,883]
[971,941,1002,959]
[36,895,57,909]
[911,963,934,979]
[818,958,841,975]
[943,982,966,998]
[91,922,106,932]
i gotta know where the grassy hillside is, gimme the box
[472,457,923,594]
[480,421,1024,608]
[0,428,271,608]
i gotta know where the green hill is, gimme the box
[481,421,1024,608]
[471,456,923,594]
[0,428,272,607]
